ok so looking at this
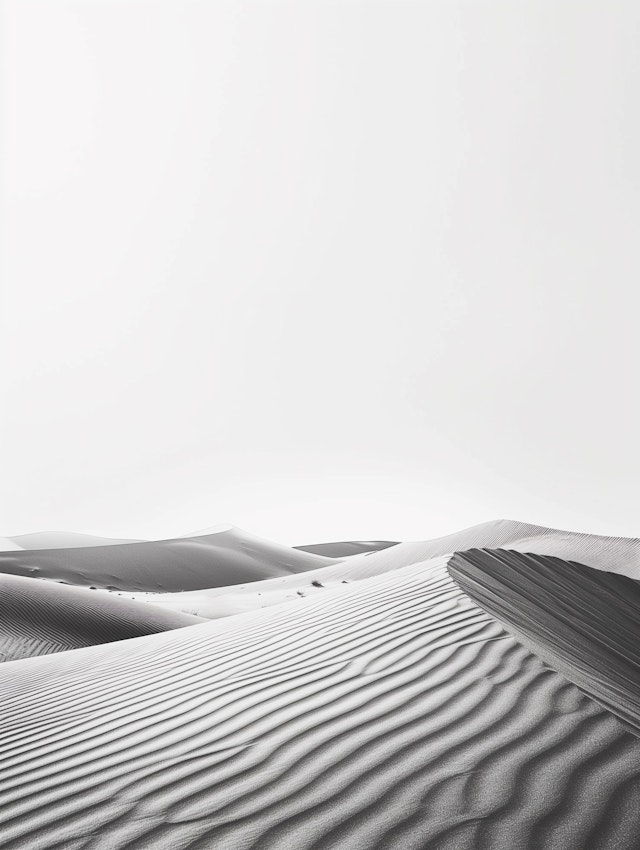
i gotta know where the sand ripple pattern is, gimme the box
[448,548,640,734]
[0,573,204,662]
[1,557,640,849]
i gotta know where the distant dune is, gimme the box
[294,540,398,557]
[0,519,639,848]
[0,526,335,592]
[7,531,143,550]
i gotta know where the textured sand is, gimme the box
[0,572,204,662]
[1,521,640,849]
[449,548,640,734]
[1,549,640,848]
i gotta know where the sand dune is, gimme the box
[264,518,640,589]
[7,532,143,550]
[0,527,335,592]
[124,519,640,620]
[1,549,640,848]
[0,572,204,662]
[1,520,640,848]
[361,518,640,578]
[449,548,640,735]
[294,540,398,557]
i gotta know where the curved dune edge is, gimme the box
[1,557,640,849]
[448,548,640,736]
[0,572,205,663]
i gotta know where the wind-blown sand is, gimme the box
[0,520,639,849]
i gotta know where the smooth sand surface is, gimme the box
[1,520,640,849]
[0,572,204,662]
[0,527,335,592]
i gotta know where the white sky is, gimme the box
[1,0,639,545]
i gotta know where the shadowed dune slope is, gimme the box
[0,573,204,662]
[448,548,640,735]
[0,527,335,592]
[294,541,398,557]
[2,557,640,849]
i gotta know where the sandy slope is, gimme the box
[358,518,640,578]
[1,521,640,848]
[0,572,204,662]
[124,519,640,619]
[1,554,640,849]
[449,548,640,735]
[0,527,335,592]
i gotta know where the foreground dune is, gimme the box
[0,572,204,662]
[1,535,640,849]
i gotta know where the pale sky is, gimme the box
[1,0,639,545]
